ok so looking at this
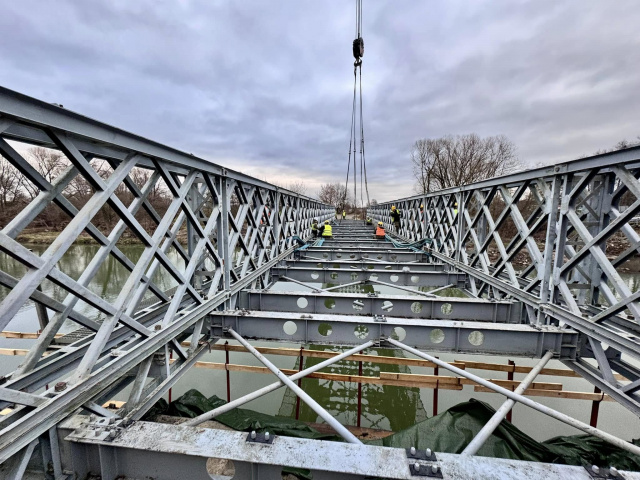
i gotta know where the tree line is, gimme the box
[0,146,170,236]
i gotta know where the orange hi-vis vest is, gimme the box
[375,226,385,236]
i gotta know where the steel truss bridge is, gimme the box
[0,86,639,479]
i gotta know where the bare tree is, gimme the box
[318,183,350,209]
[411,134,519,193]
[284,180,306,195]
[0,155,24,210]
[24,147,69,199]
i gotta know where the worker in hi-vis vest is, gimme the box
[311,219,319,237]
[320,220,333,238]
[390,205,402,232]
[374,221,385,239]
[342,210,346,220]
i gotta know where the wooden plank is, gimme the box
[0,331,63,340]
[473,386,615,401]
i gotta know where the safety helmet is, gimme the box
[378,221,383,226]
[324,220,330,224]
[391,205,396,210]
[420,204,424,208]
[454,202,458,207]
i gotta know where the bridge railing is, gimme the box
[0,87,332,463]
[369,148,640,416]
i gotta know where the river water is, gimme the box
[0,245,638,442]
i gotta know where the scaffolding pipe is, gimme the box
[462,350,554,455]
[386,338,640,457]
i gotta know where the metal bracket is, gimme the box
[246,431,274,445]
[406,447,437,462]
[409,462,443,478]
[367,292,379,298]
[374,314,386,323]
[585,465,624,479]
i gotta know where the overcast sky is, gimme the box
[1,1,638,202]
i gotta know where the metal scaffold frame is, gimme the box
[0,86,638,479]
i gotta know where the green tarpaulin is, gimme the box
[145,391,640,476]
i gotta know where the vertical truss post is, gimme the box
[455,191,464,263]
[274,189,281,255]
[187,181,202,290]
[538,175,561,324]
[219,174,231,307]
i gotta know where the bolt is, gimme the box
[410,446,416,456]
[154,324,162,331]
[591,465,600,474]
[89,414,96,421]
[413,463,420,472]
[265,431,270,441]
[251,430,256,439]
[108,430,117,439]
[54,382,67,392]
[610,467,619,477]
[431,465,439,474]
[426,448,432,457]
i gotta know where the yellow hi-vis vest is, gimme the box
[322,224,333,237]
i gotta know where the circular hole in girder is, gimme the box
[354,325,369,339]
[330,272,339,280]
[322,253,329,259]
[297,297,308,309]
[391,327,406,341]
[430,329,445,344]
[324,298,336,310]
[311,271,320,280]
[390,254,398,261]
[352,300,364,311]
[411,275,420,284]
[369,273,379,281]
[318,323,333,337]
[336,253,342,258]
[332,263,341,269]
[350,272,359,281]
[384,265,392,270]
[468,331,484,346]
[411,302,423,313]
[381,300,394,312]
[441,303,453,315]
[390,274,399,283]
[207,458,235,479]
[283,321,298,336]
[362,254,369,259]
[316,262,323,268]
[350,254,356,259]
[377,254,383,259]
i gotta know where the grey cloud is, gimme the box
[0,0,638,201]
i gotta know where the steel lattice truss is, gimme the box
[0,87,333,474]
[0,86,639,479]
[369,153,640,416]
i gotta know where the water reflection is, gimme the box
[0,245,184,332]
[278,345,427,432]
